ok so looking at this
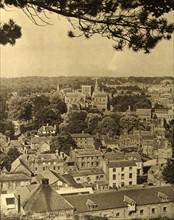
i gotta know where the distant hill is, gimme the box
[0,76,173,95]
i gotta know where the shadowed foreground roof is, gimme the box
[64,185,174,213]
[22,181,74,213]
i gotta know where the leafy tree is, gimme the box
[50,94,67,115]
[110,95,151,112]
[1,1,174,52]
[98,116,117,136]
[85,113,102,134]
[0,120,15,139]
[63,111,88,134]
[0,19,21,45]
[50,135,77,155]
[8,96,32,121]
[2,147,21,171]
[162,159,174,184]
[119,115,139,134]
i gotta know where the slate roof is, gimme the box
[65,185,174,213]
[108,160,136,168]
[124,152,142,162]
[21,180,74,213]
[70,169,104,177]
[92,92,108,98]
[104,152,124,161]
[74,149,102,157]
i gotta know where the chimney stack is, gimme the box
[42,178,49,185]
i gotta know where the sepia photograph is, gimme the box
[0,1,174,220]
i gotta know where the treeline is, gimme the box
[1,76,173,95]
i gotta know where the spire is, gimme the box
[94,78,99,92]
[57,83,60,92]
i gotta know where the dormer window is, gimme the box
[124,195,136,213]
[158,192,169,202]
[86,199,98,211]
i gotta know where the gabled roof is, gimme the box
[65,185,174,213]
[21,180,74,213]
[0,172,31,181]
[9,140,23,148]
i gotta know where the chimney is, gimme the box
[42,178,49,185]
[17,195,21,213]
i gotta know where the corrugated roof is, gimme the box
[65,186,174,213]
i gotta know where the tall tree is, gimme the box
[162,159,174,184]
[1,1,174,52]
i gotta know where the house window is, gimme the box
[6,198,15,205]
[129,181,132,185]
[113,168,116,172]
[163,207,167,212]
[129,173,132,178]
[116,213,120,217]
[57,166,60,170]
[140,209,144,215]
[121,182,124,187]
[53,166,56,170]
[121,174,124,179]
[100,175,103,179]
[43,167,45,171]
[121,167,124,172]
[113,183,117,188]
[129,167,132,171]
[35,167,37,171]
[152,208,156,214]
[113,174,116,180]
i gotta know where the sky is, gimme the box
[0,8,174,78]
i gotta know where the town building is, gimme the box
[70,148,103,170]
[65,185,174,219]
[71,133,94,149]
[38,124,56,136]
[81,85,92,97]
[103,160,137,188]
[91,79,108,111]
[0,172,31,193]
[70,168,107,190]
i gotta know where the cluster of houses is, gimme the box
[0,78,174,219]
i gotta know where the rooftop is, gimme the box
[65,185,174,213]
[19,179,74,213]
[108,160,136,168]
